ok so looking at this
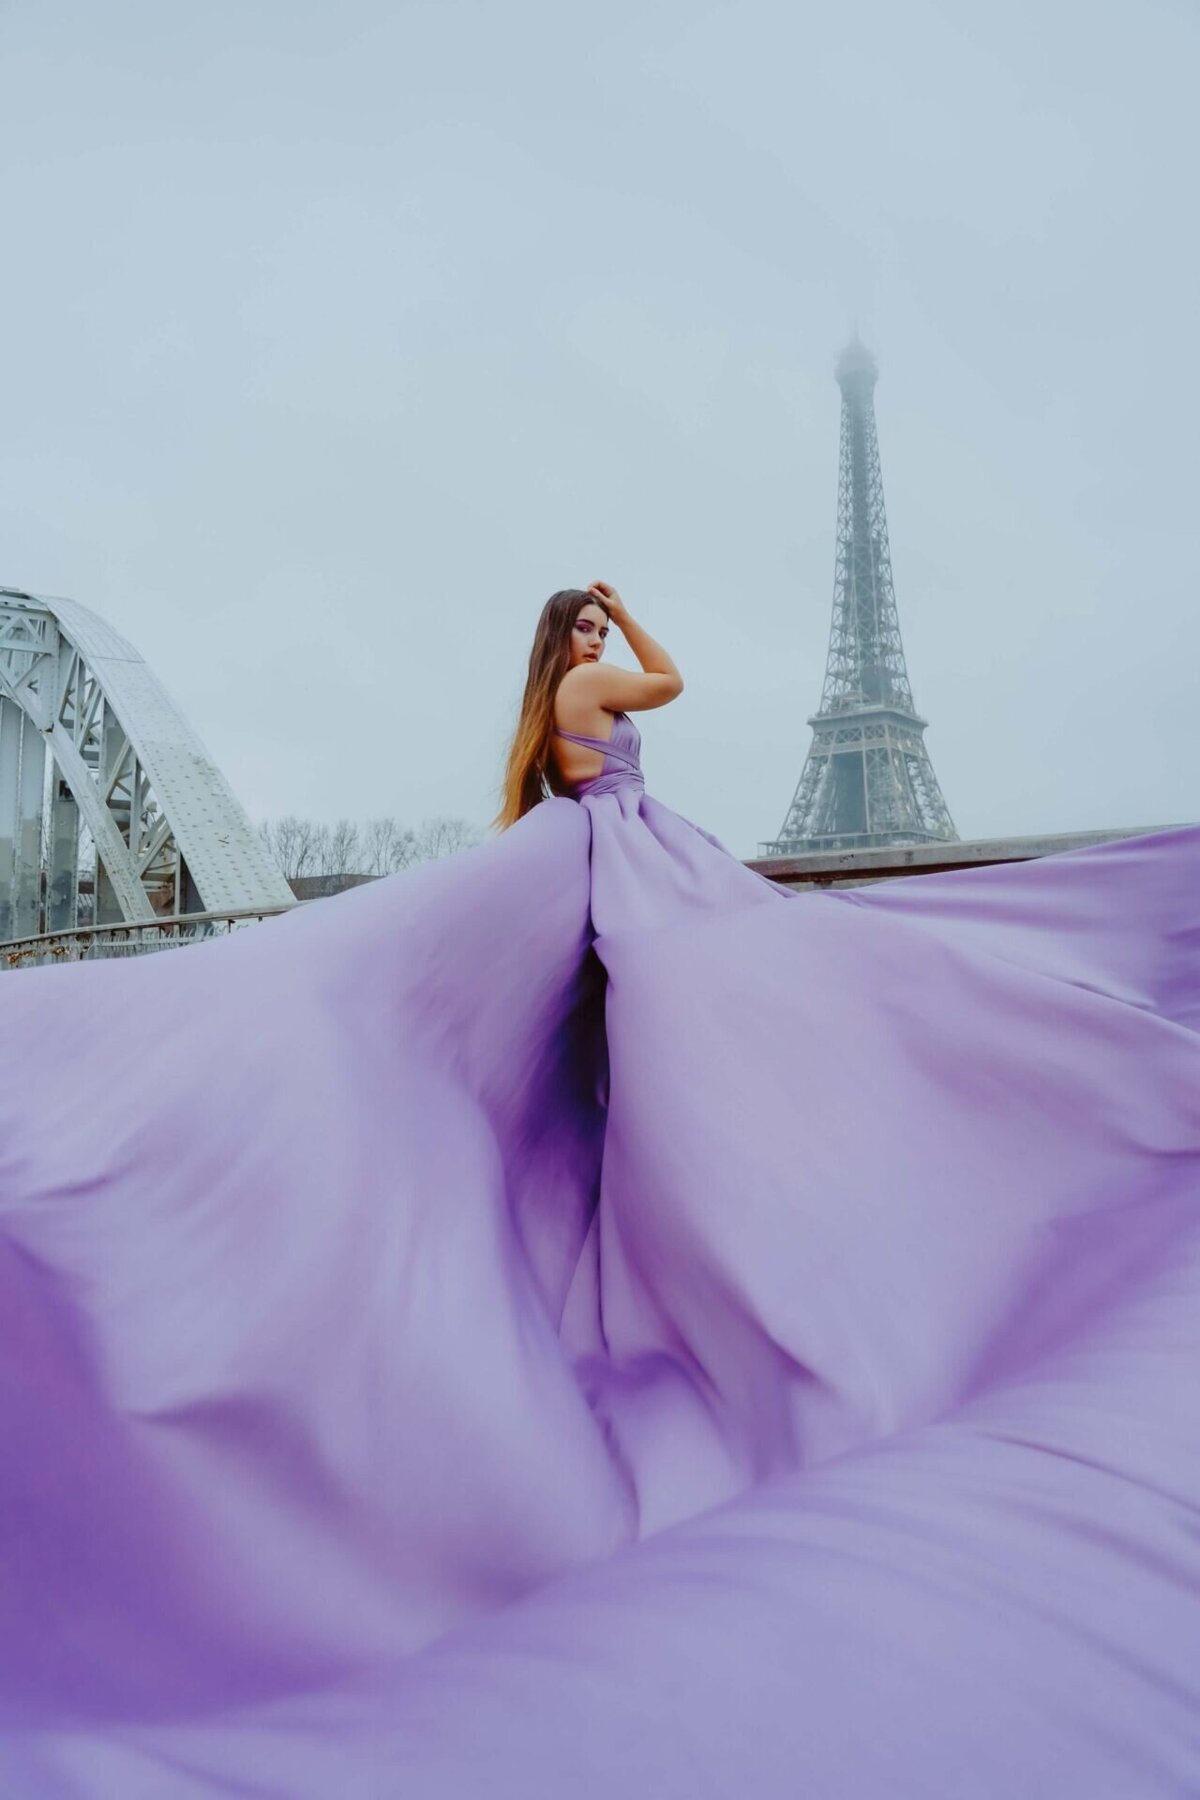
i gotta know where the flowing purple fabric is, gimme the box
[1,712,1198,1796]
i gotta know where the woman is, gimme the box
[0,588,1197,1797]
[497,582,683,822]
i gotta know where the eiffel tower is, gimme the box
[763,338,957,855]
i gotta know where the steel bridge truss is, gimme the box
[0,587,293,943]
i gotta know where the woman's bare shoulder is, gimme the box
[554,666,614,731]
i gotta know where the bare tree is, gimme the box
[259,815,320,879]
[412,817,483,862]
[363,816,418,875]
[320,819,361,877]
[259,815,482,881]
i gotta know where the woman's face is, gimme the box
[567,602,609,668]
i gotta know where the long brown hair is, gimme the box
[494,588,610,831]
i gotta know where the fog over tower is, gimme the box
[763,338,956,854]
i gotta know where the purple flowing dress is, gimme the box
[1,711,1198,1797]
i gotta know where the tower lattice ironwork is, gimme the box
[763,339,956,856]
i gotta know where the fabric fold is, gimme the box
[1,776,1196,1795]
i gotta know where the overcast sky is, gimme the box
[2,0,1196,856]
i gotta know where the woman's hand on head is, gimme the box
[587,580,627,626]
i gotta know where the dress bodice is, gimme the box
[554,712,644,799]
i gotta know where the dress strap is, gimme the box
[553,722,641,773]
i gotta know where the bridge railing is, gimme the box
[2,907,293,971]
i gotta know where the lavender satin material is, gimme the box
[554,710,647,800]
[1,720,1198,1797]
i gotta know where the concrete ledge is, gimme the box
[746,824,1190,890]
[288,873,378,901]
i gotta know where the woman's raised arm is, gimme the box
[569,581,684,714]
